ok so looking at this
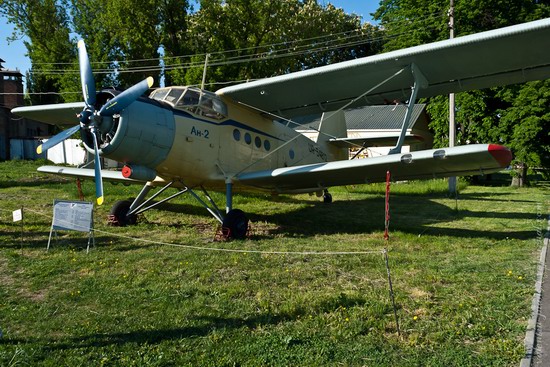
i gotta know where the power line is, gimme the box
[30,26,372,67]
[28,10,445,70]
[32,32,379,74]
[1,11,448,95]
[29,17,446,77]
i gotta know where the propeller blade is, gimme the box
[90,128,104,205]
[36,124,81,154]
[99,77,154,116]
[78,40,96,107]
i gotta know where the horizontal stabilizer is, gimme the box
[329,134,425,148]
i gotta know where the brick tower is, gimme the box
[0,58,24,109]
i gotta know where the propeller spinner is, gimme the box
[36,40,153,205]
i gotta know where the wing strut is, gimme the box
[389,63,428,155]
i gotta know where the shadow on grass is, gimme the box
[1,189,538,252]
[0,178,71,189]
[456,192,539,203]
[0,232,157,252]
[105,188,538,241]
[0,293,378,351]
[247,195,538,240]
[2,324,260,352]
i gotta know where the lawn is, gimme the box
[0,160,548,366]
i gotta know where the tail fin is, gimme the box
[316,110,348,161]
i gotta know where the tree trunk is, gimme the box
[511,162,528,187]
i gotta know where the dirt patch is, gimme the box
[0,255,46,302]
[409,287,430,300]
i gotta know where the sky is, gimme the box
[0,0,380,79]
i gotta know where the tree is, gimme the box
[71,0,192,89]
[171,0,382,90]
[373,0,550,185]
[497,81,550,182]
[4,0,382,96]
[158,0,191,86]
[98,0,163,87]
[374,0,550,51]
[70,0,118,89]
[71,0,165,89]
[1,0,77,103]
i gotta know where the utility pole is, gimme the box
[448,0,457,195]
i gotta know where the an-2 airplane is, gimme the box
[13,18,550,238]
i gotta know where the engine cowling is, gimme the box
[81,90,175,168]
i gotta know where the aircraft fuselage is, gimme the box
[84,86,331,192]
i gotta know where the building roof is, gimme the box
[293,104,426,131]
[0,69,23,77]
[0,58,23,77]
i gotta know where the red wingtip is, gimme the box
[488,144,512,167]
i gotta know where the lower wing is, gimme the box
[37,166,145,184]
[38,144,511,194]
[236,144,511,193]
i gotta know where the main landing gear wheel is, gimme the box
[323,190,333,204]
[109,199,137,226]
[222,209,249,239]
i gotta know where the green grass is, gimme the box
[0,160,548,366]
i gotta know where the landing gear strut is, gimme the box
[106,180,249,239]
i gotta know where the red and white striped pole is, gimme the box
[384,170,391,241]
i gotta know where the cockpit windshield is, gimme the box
[150,87,227,120]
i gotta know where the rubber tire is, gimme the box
[323,192,333,204]
[222,209,249,239]
[109,200,137,226]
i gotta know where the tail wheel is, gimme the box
[109,199,137,226]
[222,209,249,239]
[323,190,333,204]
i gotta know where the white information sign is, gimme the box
[12,209,23,222]
[52,200,93,232]
[48,200,95,253]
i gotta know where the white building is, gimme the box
[294,104,433,158]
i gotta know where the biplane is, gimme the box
[14,18,550,238]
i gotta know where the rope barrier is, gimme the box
[0,207,383,256]
[0,199,401,334]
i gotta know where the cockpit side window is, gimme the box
[165,88,184,104]
[150,88,169,101]
[150,87,227,120]
[211,97,228,117]
[198,94,228,119]
[178,89,200,107]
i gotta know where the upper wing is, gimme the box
[217,18,550,117]
[236,144,511,193]
[11,102,86,126]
